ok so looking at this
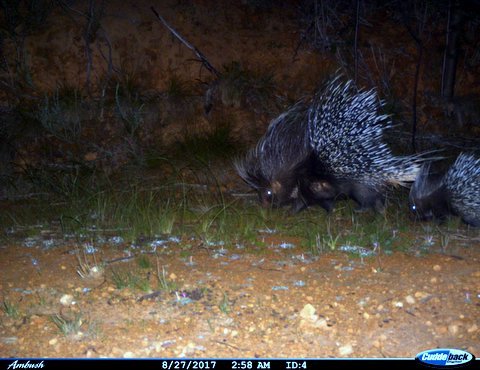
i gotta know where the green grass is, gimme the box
[2,156,477,257]
[76,250,104,279]
[137,255,152,269]
[1,300,20,319]
[218,292,231,314]
[50,313,84,336]
[156,264,178,293]
[110,268,151,292]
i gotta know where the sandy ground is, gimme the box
[1,231,479,358]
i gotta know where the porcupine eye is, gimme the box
[265,189,274,201]
[261,188,275,206]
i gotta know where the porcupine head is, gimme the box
[409,162,451,222]
[234,150,306,210]
[234,101,311,211]
[410,154,480,226]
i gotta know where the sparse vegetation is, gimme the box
[111,268,151,292]
[1,299,20,319]
[50,313,84,336]
[36,86,84,143]
[76,249,104,279]
[218,292,230,314]
[156,264,178,293]
[137,255,152,269]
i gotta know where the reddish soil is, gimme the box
[1,233,479,358]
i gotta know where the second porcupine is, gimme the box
[409,153,480,226]
[300,76,426,212]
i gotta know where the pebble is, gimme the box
[392,301,403,308]
[433,265,442,272]
[467,324,478,333]
[300,304,316,317]
[313,318,329,329]
[436,326,448,335]
[123,351,135,358]
[338,344,353,356]
[414,291,429,299]
[0,337,18,344]
[448,324,459,336]
[405,295,415,305]
[49,338,58,346]
[60,294,74,306]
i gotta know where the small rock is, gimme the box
[414,291,429,299]
[300,304,316,319]
[433,265,441,272]
[393,301,403,308]
[49,338,58,346]
[338,344,353,356]
[405,295,415,305]
[436,326,448,335]
[60,294,74,306]
[1,337,18,344]
[123,351,135,358]
[467,324,478,333]
[448,324,459,336]
[313,318,329,329]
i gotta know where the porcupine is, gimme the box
[236,76,424,213]
[409,153,480,226]
[300,75,425,212]
[234,100,310,212]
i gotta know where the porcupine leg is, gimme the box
[296,177,338,213]
[290,197,308,214]
[350,184,385,213]
[288,188,336,213]
[462,216,480,227]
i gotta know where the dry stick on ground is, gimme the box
[150,6,220,78]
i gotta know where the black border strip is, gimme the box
[1,359,480,370]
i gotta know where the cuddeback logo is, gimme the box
[416,349,475,367]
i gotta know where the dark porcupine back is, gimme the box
[234,101,310,210]
[305,75,424,212]
[410,153,480,226]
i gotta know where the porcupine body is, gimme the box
[409,153,480,226]
[302,76,425,212]
[234,100,311,211]
[236,76,424,213]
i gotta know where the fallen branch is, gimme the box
[150,6,220,78]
